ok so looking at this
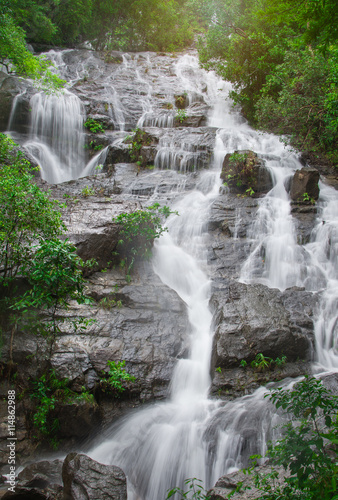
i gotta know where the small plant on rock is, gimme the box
[125,127,152,168]
[31,369,94,449]
[302,192,316,205]
[167,478,210,500]
[84,118,106,134]
[113,203,178,280]
[99,360,136,396]
[81,185,95,197]
[175,108,187,124]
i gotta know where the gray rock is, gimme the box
[221,150,273,195]
[0,71,31,133]
[18,459,63,486]
[2,459,63,499]
[208,465,289,500]
[62,453,127,500]
[289,167,320,201]
[210,280,316,369]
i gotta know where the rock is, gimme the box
[103,51,124,64]
[174,114,207,128]
[175,93,188,109]
[289,167,320,201]
[0,72,31,133]
[221,150,273,196]
[104,143,131,169]
[18,459,63,486]
[208,465,289,500]
[210,280,316,369]
[210,361,312,399]
[48,176,139,270]
[53,400,101,439]
[155,126,216,172]
[2,459,63,499]
[62,453,127,500]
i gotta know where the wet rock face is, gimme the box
[220,150,273,196]
[1,459,64,499]
[289,167,320,201]
[206,188,318,394]
[5,454,127,500]
[208,466,289,500]
[0,71,32,133]
[210,281,316,369]
[62,453,127,500]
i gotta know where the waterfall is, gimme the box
[86,53,338,499]
[8,47,337,496]
[24,90,86,184]
[87,56,281,499]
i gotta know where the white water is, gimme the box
[85,56,285,498]
[23,90,86,183]
[7,48,338,495]
[87,54,338,498]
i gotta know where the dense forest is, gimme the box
[0,1,338,499]
[1,0,337,166]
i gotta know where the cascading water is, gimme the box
[24,90,86,184]
[86,53,338,498]
[86,55,287,498]
[6,46,337,496]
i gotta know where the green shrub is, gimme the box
[31,369,94,448]
[84,118,106,134]
[113,203,178,280]
[99,360,136,396]
[246,377,338,499]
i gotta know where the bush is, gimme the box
[113,203,178,279]
[246,376,338,499]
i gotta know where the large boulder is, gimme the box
[2,459,63,499]
[0,72,31,133]
[210,280,316,369]
[221,150,273,196]
[62,453,127,500]
[289,167,320,201]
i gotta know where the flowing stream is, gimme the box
[7,49,338,497]
[88,55,337,497]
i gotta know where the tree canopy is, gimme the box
[195,0,338,166]
[1,0,197,54]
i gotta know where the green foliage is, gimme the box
[248,377,338,499]
[0,133,65,290]
[3,0,198,57]
[167,478,210,500]
[0,134,94,356]
[251,353,273,371]
[12,239,93,350]
[176,109,187,124]
[239,354,287,371]
[0,10,65,90]
[255,46,338,159]
[84,118,106,134]
[31,368,94,448]
[125,128,152,168]
[223,152,257,194]
[196,0,338,166]
[302,193,316,205]
[113,203,178,279]
[251,353,287,371]
[98,296,122,310]
[99,360,136,396]
[229,152,248,165]
[81,185,96,197]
